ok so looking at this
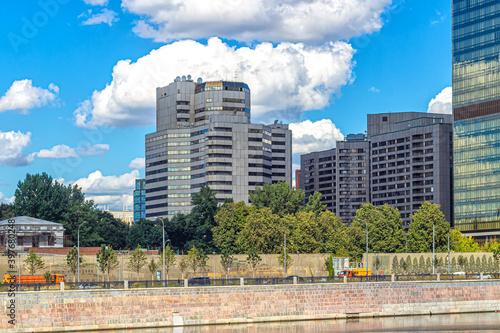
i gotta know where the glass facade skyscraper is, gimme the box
[453,0,500,240]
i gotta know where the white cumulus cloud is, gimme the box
[128,157,145,169]
[74,38,355,128]
[61,170,139,210]
[0,131,35,166]
[289,119,344,154]
[427,87,452,115]
[36,143,109,158]
[68,170,140,195]
[80,9,119,26]
[0,80,59,114]
[0,192,15,204]
[122,0,392,44]
[88,195,133,211]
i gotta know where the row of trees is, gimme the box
[3,174,499,263]
[391,254,499,274]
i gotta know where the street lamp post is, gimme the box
[78,221,87,283]
[160,220,166,285]
[374,251,377,275]
[448,229,451,274]
[356,218,369,276]
[297,251,300,281]
[432,224,435,275]
[284,228,287,277]
[213,252,216,280]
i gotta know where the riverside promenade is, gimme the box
[2,279,500,332]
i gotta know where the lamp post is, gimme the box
[160,220,166,285]
[297,251,300,281]
[213,252,216,280]
[374,251,377,275]
[77,221,87,283]
[448,229,451,274]
[356,218,369,276]
[432,224,435,275]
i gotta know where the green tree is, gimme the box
[418,256,425,274]
[407,202,450,253]
[413,258,419,273]
[351,203,406,254]
[450,230,480,252]
[185,185,219,253]
[249,181,305,217]
[400,257,408,274]
[392,256,399,274]
[0,203,15,220]
[160,244,177,281]
[237,207,283,254]
[127,245,147,281]
[303,192,326,216]
[126,219,161,250]
[220,251,235,276]
[96,244,119,281]
[246,249,262,278]
[178,256,189,279]
[147,257,160,281]
[213,201,250,254]
[186,245,207,276]
[66,247,83,282]
[24,250,45,275]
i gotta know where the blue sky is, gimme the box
[0,0,452,209]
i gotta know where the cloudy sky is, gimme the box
[0,0,451,209]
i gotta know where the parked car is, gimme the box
[279,275,304,282]
[188,277,210,285]
[77,283,102,289]
[474,274,492,279]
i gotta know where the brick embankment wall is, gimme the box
[2,280,500,332]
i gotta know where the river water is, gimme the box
[101,312,500,332]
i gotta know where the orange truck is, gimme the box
[338,269,372,277]
[3,274,66,284]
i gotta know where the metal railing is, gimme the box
[1,273,499,292]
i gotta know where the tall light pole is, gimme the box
[77,221,87,283]
[432,224,435,275]
[374,251,377,275]
[356,218,369,275]
[448,229,451,274]
[161,220,166,285]
[284,229,287,277]
[297,251,300,280]
[213,252,216,280]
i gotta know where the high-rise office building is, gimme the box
[301,112,453,226]
[145,77,292,220]
[300,134,370,224]
[368,113,453,227]
[133,179,146,223]
[453,0,500,240]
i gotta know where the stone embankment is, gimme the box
[2,280,499,332]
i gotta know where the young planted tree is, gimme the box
[147,257,160,281]
[220,251,235,278]
[24,250,45,275]
[178,256,189,279]
[160,244,177,281]
[127,245,147,281]
[96,244,119,281]
[247,249,262,278]
[187,246,201,276]
[392,256,399,274]
[66,247,84,282]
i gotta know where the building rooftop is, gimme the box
[0,216,65,229]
